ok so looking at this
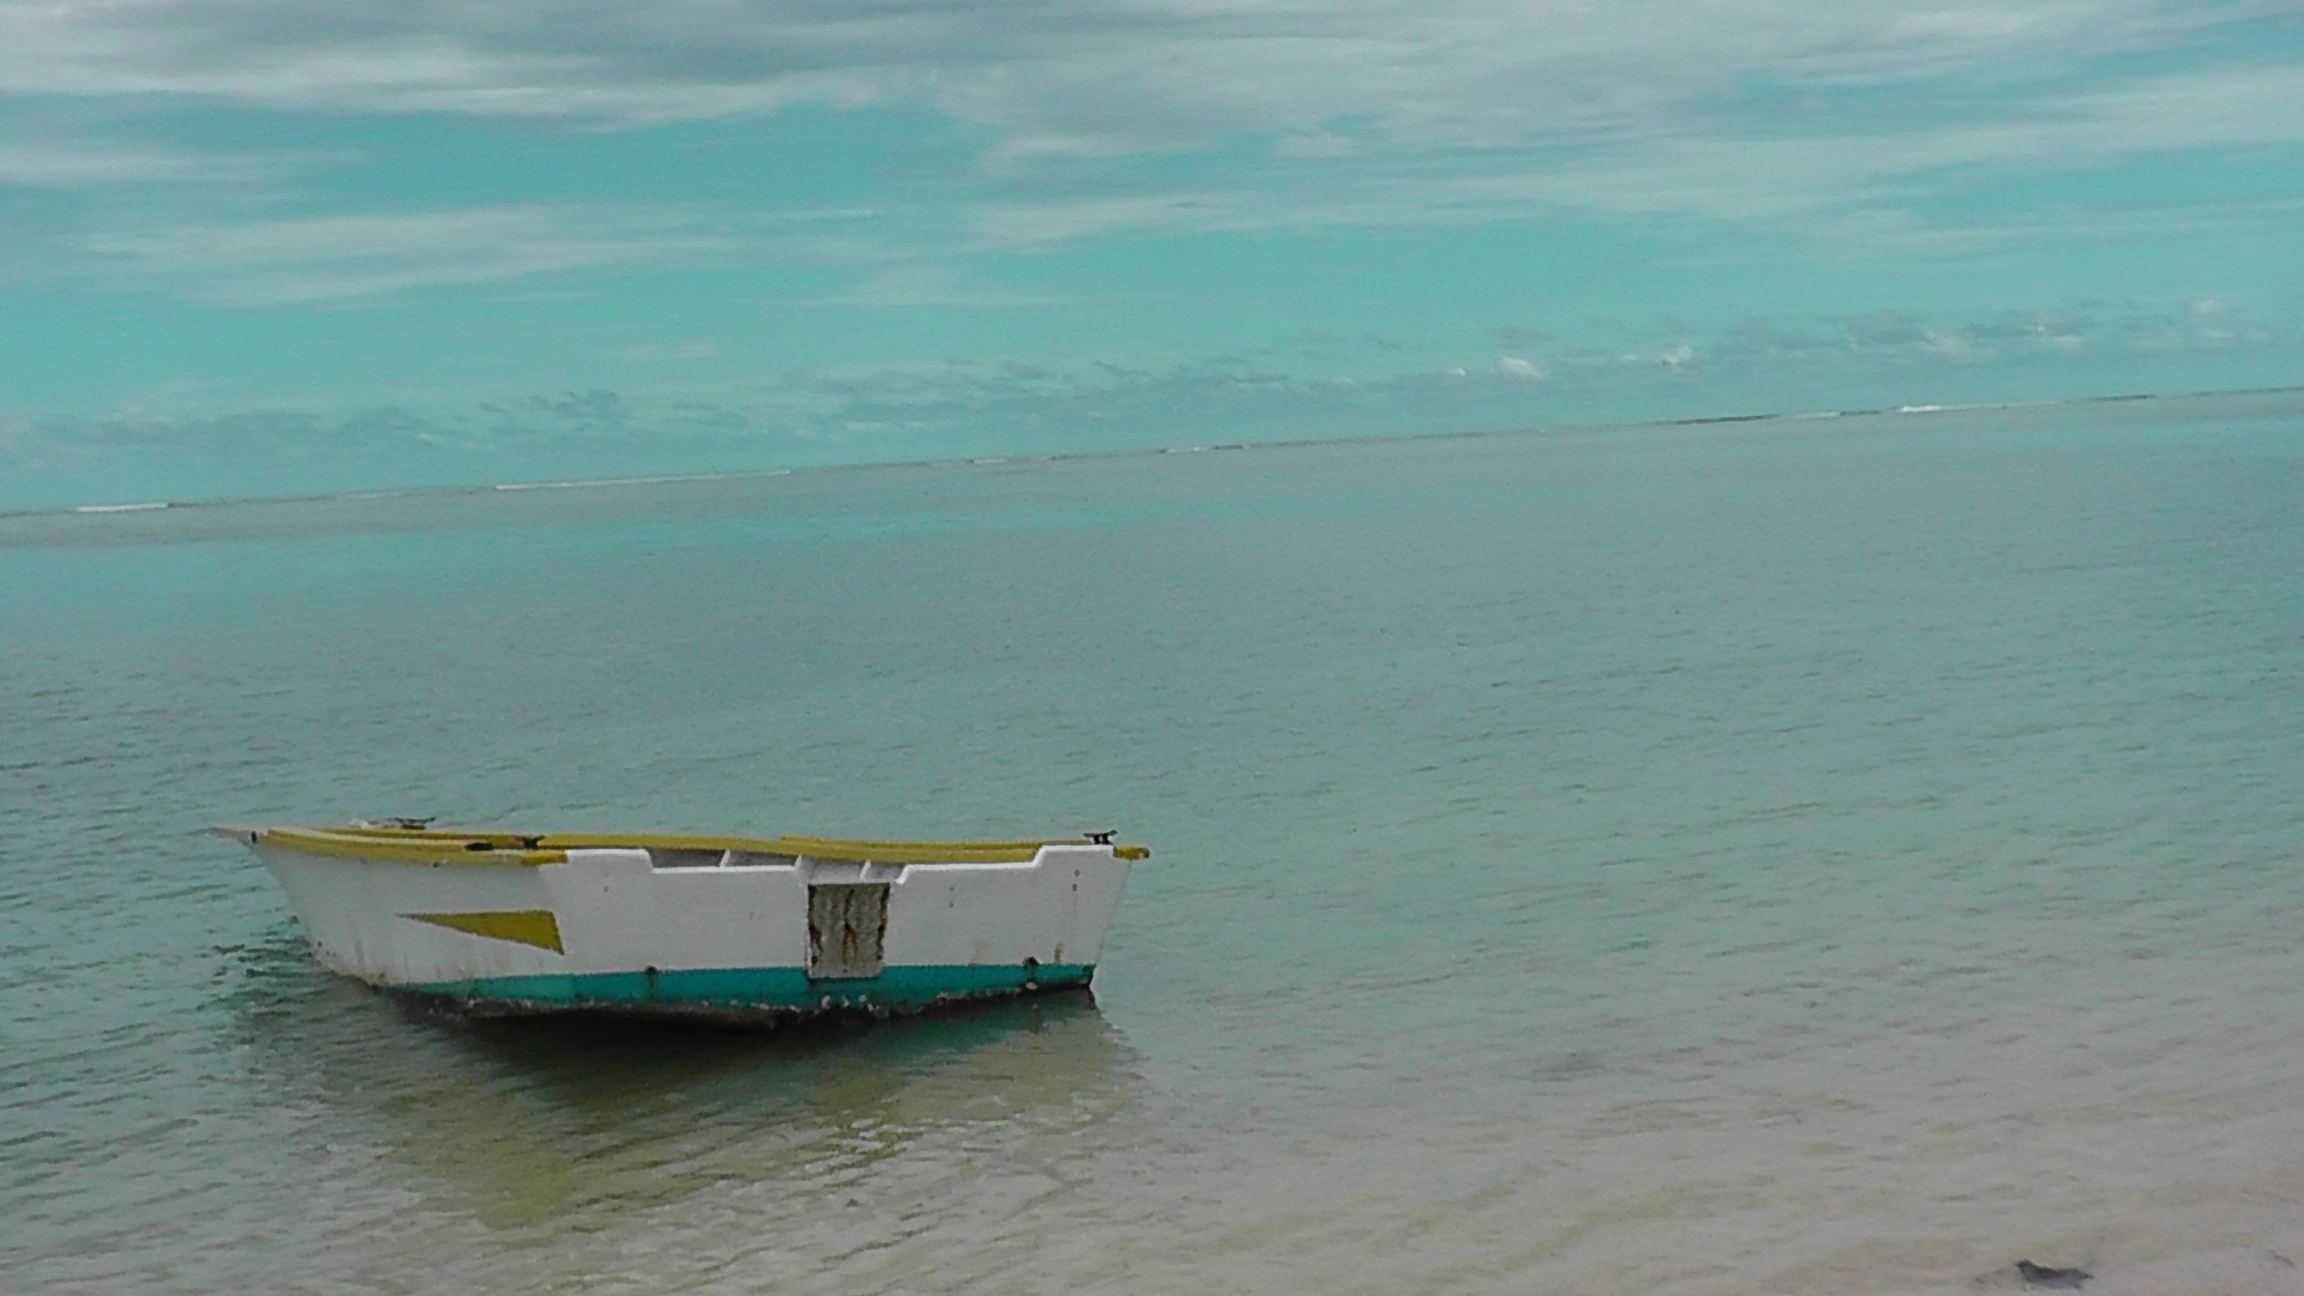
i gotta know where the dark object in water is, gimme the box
[2016,1260,2091,1289]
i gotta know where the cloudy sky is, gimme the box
[3,0,2300,504]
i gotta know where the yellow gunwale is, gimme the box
[227,824,1148,867]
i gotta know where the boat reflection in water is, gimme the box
[224,930,1139,1246]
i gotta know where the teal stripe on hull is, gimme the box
[405,963,1094,1017]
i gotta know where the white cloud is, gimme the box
[71,205,740,303]
[2,1,2293,148]
[616,337,722,362]
[959,62,2304,245]
[3,1,2300,298]
[1924,329,1984,362]
[8,296,2294,504]
[0,140,264,188]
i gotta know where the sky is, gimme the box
[1,0,2300,506]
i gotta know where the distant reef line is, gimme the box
[8,381,2300,523]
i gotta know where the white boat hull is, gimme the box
[224,827,1140,1020]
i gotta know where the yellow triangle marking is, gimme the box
[404,909,564,953]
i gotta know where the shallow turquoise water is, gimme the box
[7,392,2304,1294]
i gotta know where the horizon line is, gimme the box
[6,381,2299,524]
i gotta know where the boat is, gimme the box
[213,821,1148,1021]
